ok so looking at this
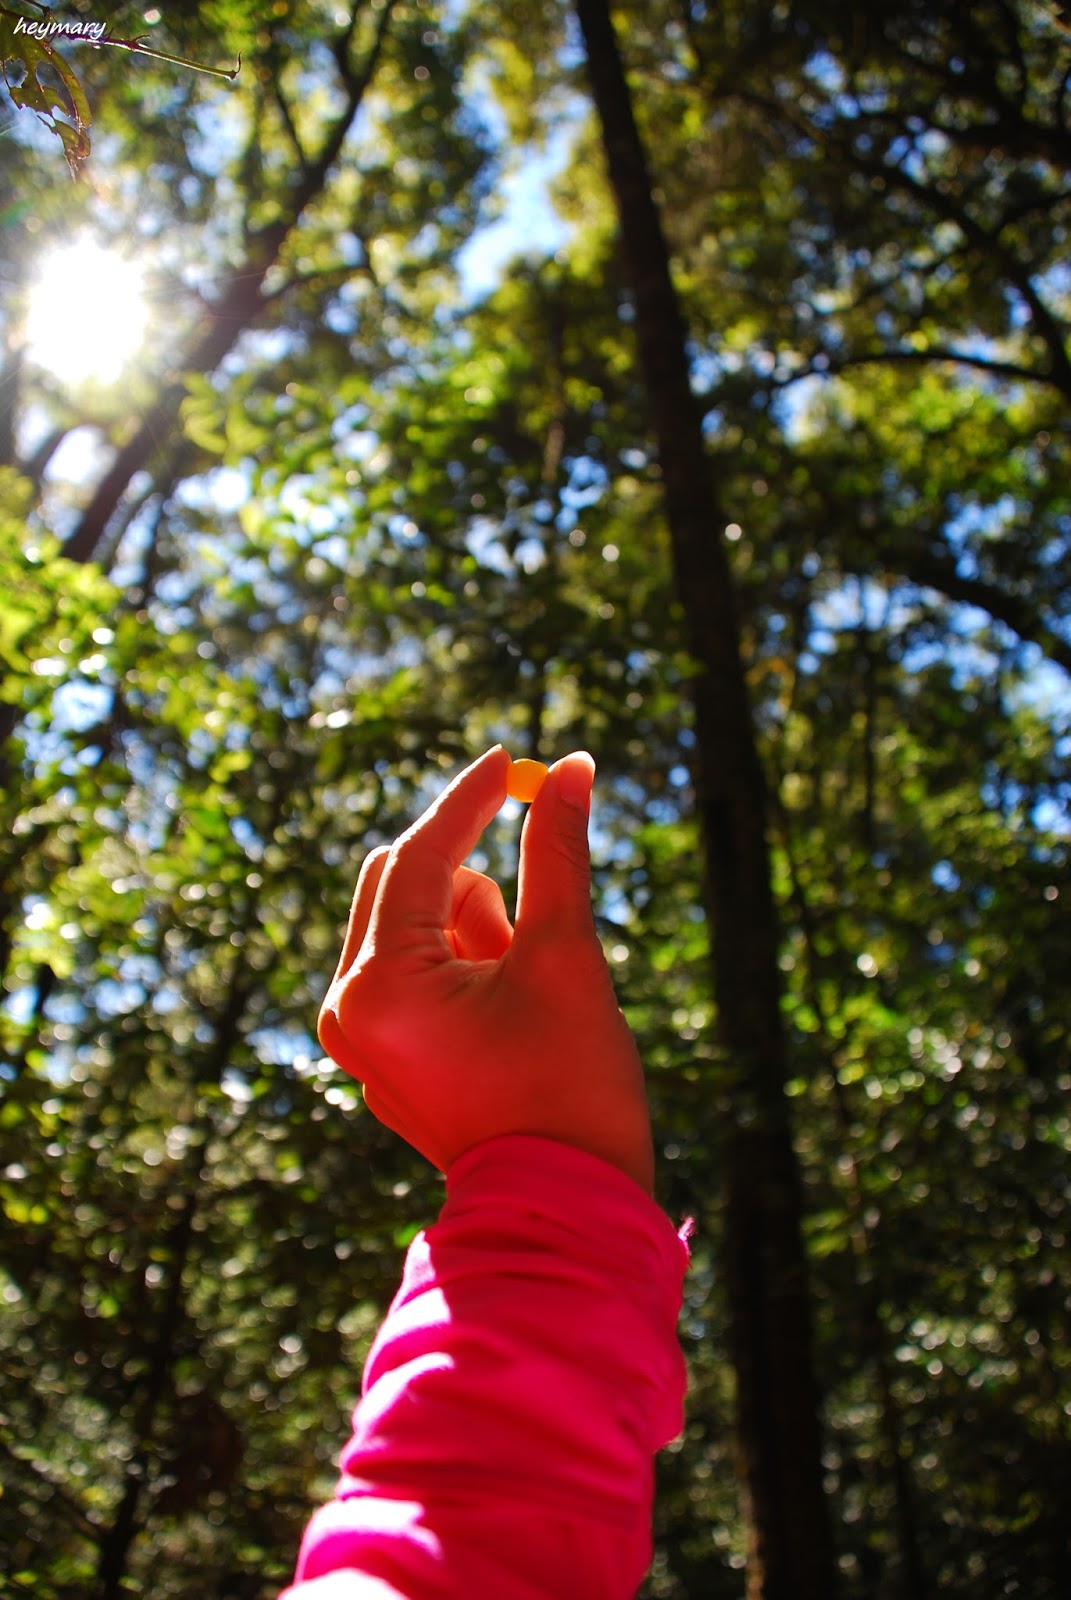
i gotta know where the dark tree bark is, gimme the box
[772,775,929,1600]
[573,2,837,1596]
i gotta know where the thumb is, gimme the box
[514,751,596,937]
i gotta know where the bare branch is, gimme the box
[99,32,241,82]
[834,344,1057,390]
[272,82,308,170]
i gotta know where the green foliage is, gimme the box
[0,3,91,171]
[1,1,1069,1596]
[0,1,241,173]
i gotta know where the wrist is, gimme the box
[447,1129,654,1196]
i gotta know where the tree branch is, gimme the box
[60,0,400,566]
[854,154,1071,398]
[259,252,377,306]
[716,80,1071,398]
[832,344,1057,391]
[866,547,1071,680]
[272,81,308,171]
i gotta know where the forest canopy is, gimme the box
[0,2,1068,1597]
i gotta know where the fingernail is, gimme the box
[557,753,595,809]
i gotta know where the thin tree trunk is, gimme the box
[573,3,836,1595]
[771,768,928,1600]
[93,947,260,1596]
[93,1178,199,1600]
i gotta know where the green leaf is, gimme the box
[0,5,92,173]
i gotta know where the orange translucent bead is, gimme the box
[506,758,549,803]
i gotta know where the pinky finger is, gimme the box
[336,845,391,977]
[317,1004,367,1081]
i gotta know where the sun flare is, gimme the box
[24,240,150,387]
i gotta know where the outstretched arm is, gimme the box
[282,749,688,1600]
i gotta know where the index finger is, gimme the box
[368,745,511,958]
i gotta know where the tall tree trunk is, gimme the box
[772,769,927,1599]
[572,3,837,1596]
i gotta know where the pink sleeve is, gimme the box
[280,1134,690,1600]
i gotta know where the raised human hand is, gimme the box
[317,746,654,1192]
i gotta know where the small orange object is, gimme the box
[506,758,549,803]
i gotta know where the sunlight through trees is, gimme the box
[1,3,1069,1597]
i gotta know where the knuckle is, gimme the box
[546,829,589,874]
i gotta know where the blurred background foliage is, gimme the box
[0,0,1069,1596]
